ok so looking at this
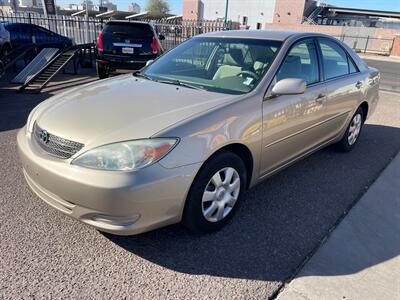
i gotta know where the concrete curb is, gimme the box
[277,151,400,300]
[359,54,400,63]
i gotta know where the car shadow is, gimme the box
[104,124,400,282]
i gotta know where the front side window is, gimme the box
[276,40,319,85]
[144,37,282,94]
[319,39,351,80]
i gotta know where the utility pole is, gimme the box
[223,0,229,30]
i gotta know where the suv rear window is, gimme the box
[103,22,153,37]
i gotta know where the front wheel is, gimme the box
[183,151,247,234]
[335,107,364,152]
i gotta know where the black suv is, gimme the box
[96,21,164,79]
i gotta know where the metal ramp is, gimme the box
[18,48,79,93]
[11,48,59,84]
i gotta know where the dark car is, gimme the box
[96,20,164,79]
[3,22,72,48]
[0,22,11,57]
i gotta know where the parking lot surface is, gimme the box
[1,71,400,299]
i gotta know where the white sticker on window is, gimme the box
[243,77,254,86]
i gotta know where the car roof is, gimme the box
[106,20,151,25]
[197,30,326,41]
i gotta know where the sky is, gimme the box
[55,0,400,14]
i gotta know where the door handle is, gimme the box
[355,81,363,89]
[315,93,326,103]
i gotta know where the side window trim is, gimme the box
[347,54,360,74]
[313,38,324,83]
[274,38,321,87]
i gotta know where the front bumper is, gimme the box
[17,128,200,235]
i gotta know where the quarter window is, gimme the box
[348,56,358,74]
[277,40,319,85]
[319,39,352,79]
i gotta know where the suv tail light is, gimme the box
[97,32,104,54]
[151,36,159,55]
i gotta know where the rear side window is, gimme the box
[319,39,352,80]
[277,40,319,85]
[103,22,153,37]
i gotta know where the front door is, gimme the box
[260,39,329,176]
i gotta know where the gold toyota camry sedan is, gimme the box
[18,30,380,235]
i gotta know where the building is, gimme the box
[17,0,42,8]
[64,0,117,13]
[98,0,117,12]
[309,6,400,30]
[183,0,317,29]
[128,2,140,13]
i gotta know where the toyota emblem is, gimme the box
[39,130,49,143]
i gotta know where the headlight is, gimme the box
[71,138,179,171]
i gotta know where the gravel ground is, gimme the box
[0,73,399,299]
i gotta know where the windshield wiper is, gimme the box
[132,71,155,81]
[157,79,205,91]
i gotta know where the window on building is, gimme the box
[256,23,262,30]
[242,16,248,25]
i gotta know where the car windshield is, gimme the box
[143,37,282,95]
[103,22,153,37]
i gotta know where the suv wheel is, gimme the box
[183,151,247,234]
[96,62,109,79]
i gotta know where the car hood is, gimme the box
[34,74,235,148]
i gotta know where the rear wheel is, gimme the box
[183,151,247,234]
[335,107,364,152]
[96,62,109,79]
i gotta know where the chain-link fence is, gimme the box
[336,34,394,56]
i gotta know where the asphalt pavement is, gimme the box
[0,72,400,299]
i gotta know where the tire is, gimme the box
[183,151,247,234]
[335,107,364,152]
[96,62,109,79]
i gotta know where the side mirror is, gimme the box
[158,34,165,41]
[271,78,306,96]
[145,60,154,67]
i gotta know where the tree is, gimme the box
[146,0,170,17]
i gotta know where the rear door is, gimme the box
[317,38,364,136]
[102,22,156,58]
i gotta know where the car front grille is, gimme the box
[33,123,84,159]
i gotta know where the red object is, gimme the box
[151,36,159,54]
[97,32,104,54]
